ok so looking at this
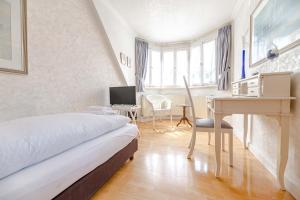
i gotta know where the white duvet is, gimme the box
[0,113,130,180]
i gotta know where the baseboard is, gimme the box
[248,144,276,177]
[285,177,300,200]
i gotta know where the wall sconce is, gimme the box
[267,44,279,60]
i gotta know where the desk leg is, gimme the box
[277,115,289,190]
[207,106,211,145]
[248,114,253,146]
[243,114,248,149]
[214,114,222,177]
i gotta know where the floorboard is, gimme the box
[92,121,295,200]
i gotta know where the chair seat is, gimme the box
[195,118,233,129]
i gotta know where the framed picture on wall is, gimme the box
[120,52,126,65]
[0,0,28,74]
[126,57,131,68]
[250,0,300,67]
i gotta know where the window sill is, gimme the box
[145,85,217,90]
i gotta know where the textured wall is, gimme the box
[0,0,126,122]
[232,1,300,198]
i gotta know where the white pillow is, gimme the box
[85,106,118,115]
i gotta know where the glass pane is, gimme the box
[145,53,150,86]
[203,40,216,84]
[162,51,174,86]
[151,50,161,86]
[190,46,201,85]
[176,50,188,86]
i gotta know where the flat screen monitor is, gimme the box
[109,86,136,105]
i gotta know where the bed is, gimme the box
[0,113,138,200]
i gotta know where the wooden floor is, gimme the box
[92,121,295,200]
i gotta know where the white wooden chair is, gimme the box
[183,77,233,166]
[145,95,173,130]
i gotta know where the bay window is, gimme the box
[145,39,216,88]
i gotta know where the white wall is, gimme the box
[0,0,126,122]
[232,1,300,198]
[92,0,137,85]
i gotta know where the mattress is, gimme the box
[0,124,138,200]
[0,113,130,179]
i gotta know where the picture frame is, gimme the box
[0,0,28,74]
[126,56,131,68]
[250,0,300,67]
[120,52,126,65]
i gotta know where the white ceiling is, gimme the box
[105,0,238,43]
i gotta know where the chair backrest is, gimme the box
[145,95,171,110]
[183,77,196,127]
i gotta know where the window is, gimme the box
[145,39,216,88]
[190,46,201,85]
[149,51,161,86]
[162,51,175,86]
[145,54,150,86]
[176,50,188,86]
[203,40,216,84]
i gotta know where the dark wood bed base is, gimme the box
[53,138,138,200]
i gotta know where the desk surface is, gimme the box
[176,104,191,107]
[207,96,296,101]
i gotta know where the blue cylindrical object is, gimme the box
[241,49,246,79]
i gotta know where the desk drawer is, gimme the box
[247,78,259,87]
[232,83,239,89]
[247,87,259,97]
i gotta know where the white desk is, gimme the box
[206,96,295,190]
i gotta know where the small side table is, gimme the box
[111,105,141,124]
[176,104,192,127]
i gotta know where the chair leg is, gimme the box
[152,113,156,130]
[208,132,211,145]
[188,133,192,148]
[222,132,225,152]
[187,129,196,159]
[229,132,233,167]
[170,110,173,127]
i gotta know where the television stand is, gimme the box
[111,104,141,124]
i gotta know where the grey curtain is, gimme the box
[135,38,149,92]
[216,25,231,90]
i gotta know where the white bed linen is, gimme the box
[0,124,138,200]
[0,113,129,179]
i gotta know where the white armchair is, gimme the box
[144,95,173,129]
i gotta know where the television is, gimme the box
[109,86,136,105]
